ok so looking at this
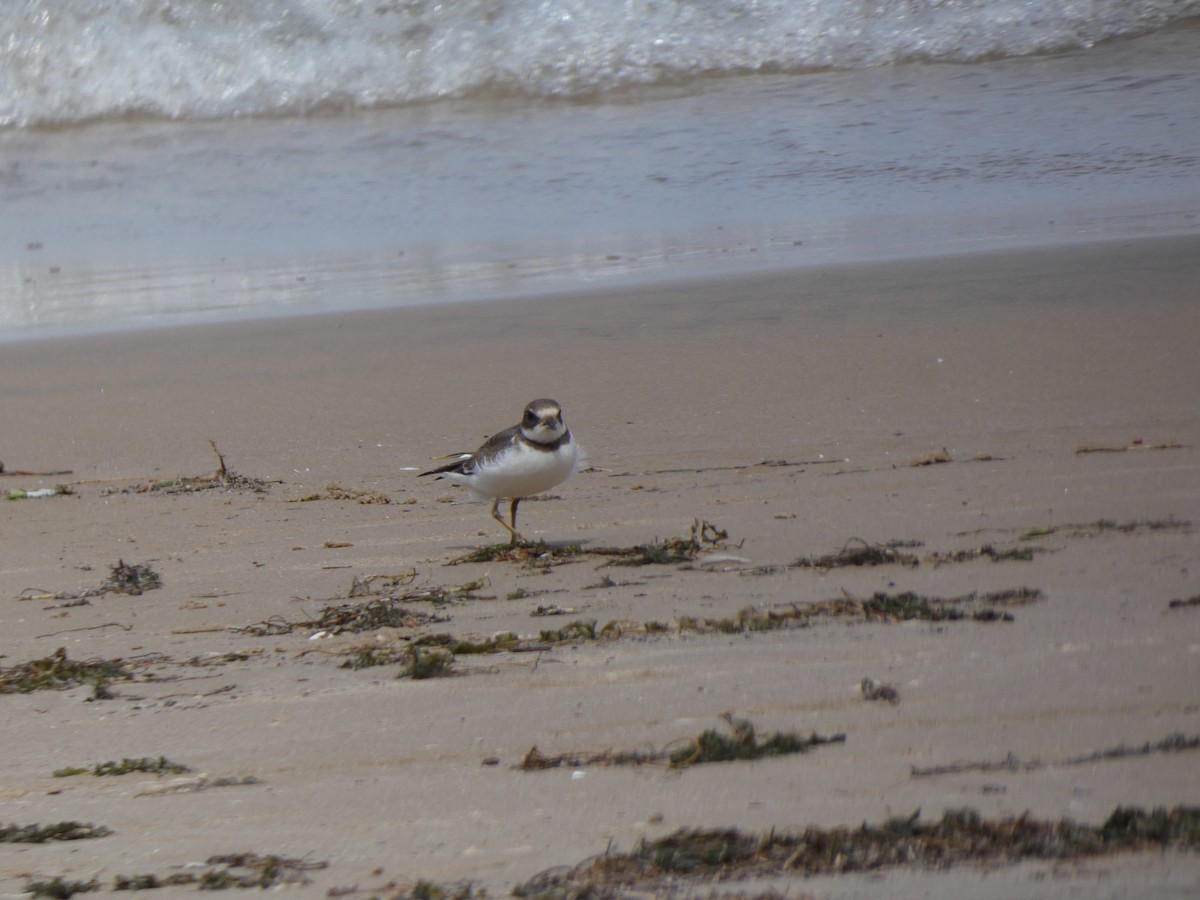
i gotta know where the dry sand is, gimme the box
[1,235,1198,898]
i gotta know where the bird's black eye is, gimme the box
[524,410,538,425]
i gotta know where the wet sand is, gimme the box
[1,235,1199,897]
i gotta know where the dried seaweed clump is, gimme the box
[53,756,189,778]
[514,806,1200,895]
[192,853,328,889]
[27,853,328,898]
[341,642,460,676]
[102,559,162,595]
[306,599,451,635]
[925,544,1042,565]
[294,482,391,504]
[518,714,844,771]
[676,589,1040,636]
[793,538,919,569]
[597,519,730,567]
[99,442,269,496]
[860,677,901,704]
[238,575,488,636]
[0,648,131,695]
[391,880,481,899]
[99,853,326,894]
[401,644,456,680]
[911,731,1200,778]
[910,448,952,466]
[1,821,112,843]
[26,877,99,898]
[450,541,584,566]
[822,589,1042,624]
[668,714,844,767]
[18,560,162,603]
[1020,517,1191,539]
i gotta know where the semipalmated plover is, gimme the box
[420,398,580,544]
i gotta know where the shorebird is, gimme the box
[419,398,580,544]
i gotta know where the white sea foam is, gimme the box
[3,0,1199,127]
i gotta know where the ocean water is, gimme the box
[2,1,1199,337]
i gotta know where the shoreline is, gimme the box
[5,228,1200,348]
[7,17,1200,343]
[1,234,1197,897]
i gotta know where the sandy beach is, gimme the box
[1,234,1199,897]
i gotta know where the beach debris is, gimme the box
[292,481,391,503]
[200,852,329,888]
[667,713,845,768]
[285,585,1042,677]
[134,775,262,797]
[447,519,732,568]
[677,588,1041,634]
[337,630,527,672]
[341,636,486,676]
[449,540,584,566]
[102,559,162,595]
[1019,517,1191,540]
[1168,594,1200,610]
[52,756,189,778]
[794,539,1043,570]
[25,877,99,898]
[910,731,1200,778]
[312,600,452,634]
[5,484,73,500]
[924,544,1043,565]
[241,603,450,638]
[117,853,325,892]
[909,448,952,466]
[794,538,920,569]
[695,552,752,568]
[538,619,597,643]
[1,821,112,843]
[507,586,558,601]
[513,806,1200,894]
[860,677,901,704]
[614,460,805,478]
[333,636,489,677]
[29,852,327,896]
[837,590,1017,623]
[103,440,271,495]
[1076,439,1185,454]
[0,465,73,478]
[334,613,671,674]
[529,603,579,616]
[298,584,1043,678]
[0,647,132,696]
[236,576,485,637]
[374,880,481,900]
[519,713,845,771]
[348,569,418,596]
[583,573,645,590]
[400,644,456,679]
[17,559,162,603]
[321,879,484,900]
[593,518,731,567]
[340,646,409,670]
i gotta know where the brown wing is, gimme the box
[418,457,472,477]
[418,424,522,477]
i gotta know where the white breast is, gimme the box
[463,438,579,500]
